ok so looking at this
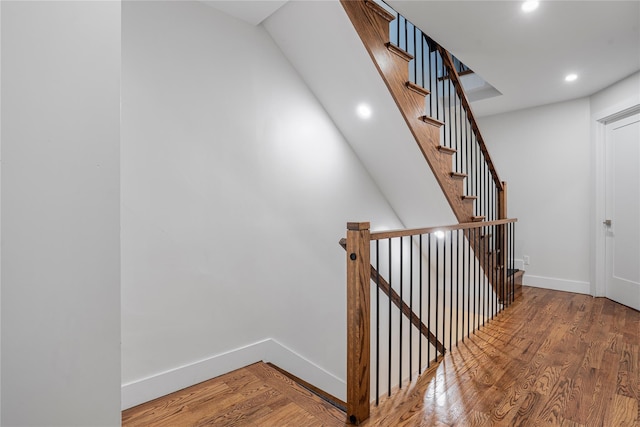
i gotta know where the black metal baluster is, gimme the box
[413,26,424,87]
[404,17,408,56]
[454,87,459,172]
[465,229,469,340]
[512,223,516,305]
[474,228,482,333]
[447,81,452,149]
[441,231,446,353]
[449,231,453,350]
[399,236,403,388]
[464,117,476,199]
[427,233,431,367]
[475,135,480,218]
[388,238,392,397]
[435,233,439,359]
[455,229,459,346]
[492,225,496,319]
[435,51,440,122]
[427,38,432,117]
[419,234,423,374]
[409,236,413,382]
[486,226,490,326]
[376,240,380,405]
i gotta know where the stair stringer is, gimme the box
[341,0,513,303]
[341,0,473,223]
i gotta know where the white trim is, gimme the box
[524,275,591,295]
[591,102,640,297]
[265,339,346,401]
[121,338,346,410]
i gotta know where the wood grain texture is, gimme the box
[346,222,371,424]
[361,287,640,426]
[340,0,474,224]
[122,288,639,426]
[121,362,346,427]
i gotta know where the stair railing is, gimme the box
[344,218,517,424]
[389,9,505,222]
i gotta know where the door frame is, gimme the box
[592,103,640,297]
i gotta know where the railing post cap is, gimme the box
[347,222,370,231]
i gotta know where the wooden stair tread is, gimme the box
[462,195,477,201]
[386,42,413,62]
[450,171,467,179]
[405,81,430,97]
[437,146,456,155]
[471,215,485,222]
[419,115,445,127]
[364,0,395,22]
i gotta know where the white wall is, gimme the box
[1,2,121,426]
[121,0,404,407]
[479,98,592,294]
[590,71,640,119]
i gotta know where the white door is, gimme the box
[604,113,640,311]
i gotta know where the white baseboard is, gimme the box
[121,338,346,410]
[264,339,346,402]
[524,274,591,295]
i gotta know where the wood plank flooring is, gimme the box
[122,361,346,426]
[122,287,639,426]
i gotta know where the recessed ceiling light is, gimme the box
[565,73,578,82]
[522,1,539,12]
[356,103,372,120]
[434,230,445,239]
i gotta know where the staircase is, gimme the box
[341,0,521,303]
[337,1,525,423]
[341,0,504,224]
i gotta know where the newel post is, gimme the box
[346,222,371,425]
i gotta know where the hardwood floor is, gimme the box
[122,287,639,426]
[122,362,345,426]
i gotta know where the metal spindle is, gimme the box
[427,233,431,367]
[465,229,470,340]
[476,227,480,332]
[413,26,424,87]
[427,39,432,116]
[435,51,440,121]
[376,240,380,405]
[388,238,392,397]
[447,81,452,149]
[419,234,423,374]
[454,87,459,172]
[455,229,459,345]
[435,233,439,360]
[449,231,453,350]
[441,231,446,351]
[409,236,413,382]
[399,236,403,389]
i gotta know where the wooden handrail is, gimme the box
[433,42,504,193]
[370,218,517,241]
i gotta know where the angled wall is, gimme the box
[121,0,405,406]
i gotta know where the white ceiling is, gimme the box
[200,0,287,26]
[387,0,640,116]
[207,0,639,117]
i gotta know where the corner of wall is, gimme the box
[121,338,346,410]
